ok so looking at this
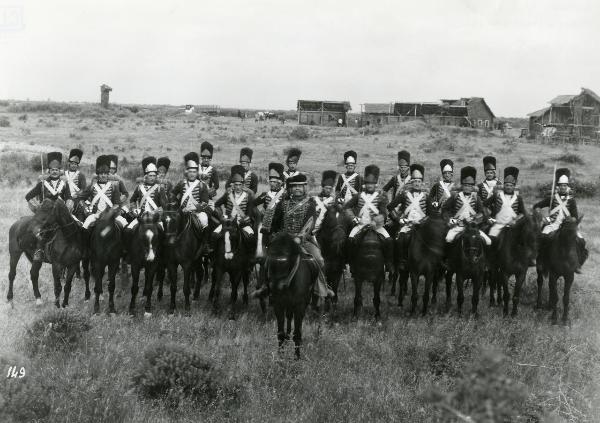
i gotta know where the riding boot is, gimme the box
[33,238,44,262]
[397,232,409,271]
[383,237,395,274]
[575,237,588,273]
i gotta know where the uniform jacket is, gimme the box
[382,173,412,200]
[171,179,210,211]
[129,183,168,212]
[25,177,71,202]
[344,190,389,221]
[335,172,363,201]
[270,195,317,235]
[77,181,121,214]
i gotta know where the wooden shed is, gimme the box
[297,100,352,126]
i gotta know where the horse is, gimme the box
[316,204,349,312]
[267,232,318,359]
[162,209,204,313]
[445,222,487,316]
[210,218,251,319]
[349,228,386,319]
[127,212,163,316]
[405,217,446,316]
[89,206,124,314]
[535,214,585,324]
[491,215,538,317]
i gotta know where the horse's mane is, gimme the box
[268,232,301,257]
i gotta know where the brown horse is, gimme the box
[535,214,586,324]
[267,232,318,359]
[349,228,386,319]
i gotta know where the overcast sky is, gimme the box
[1,0,598,116]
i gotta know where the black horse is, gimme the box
[349,228,386,319]
[491,215,537,317]
[267,232,318,359]
[210,218,251,319]
[162,210,203,313]
[535,215,586,324]
[89,206,124,314]
[316,204,349,311]
[445,222,487,316]
[127,213,163,316]
[405,217,446,316]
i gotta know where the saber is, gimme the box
[549,163,557,217]
[40,153,45,201]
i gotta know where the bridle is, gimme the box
[461,234,483,264]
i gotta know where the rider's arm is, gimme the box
[516,195,527,217]
[441,194,456,222]
[343,194,358,219]
[210,170,220,191]
[381,175,395,193]
[532,198,550,210]
[214,192,227,208]
[248,173,258,194]
[387,192,402,212]
[129,186,141,204]
[568,198,579,219]
[25,182,42,201]
[269,201,284,233]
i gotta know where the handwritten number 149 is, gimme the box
[6,366,25,378]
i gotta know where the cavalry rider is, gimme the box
[64,148,86,217]
[239,147,258,194]
[430,158,455,215]
[283,148,302,181]
[198,142,219,207]
[255,162,286,236]
[533,168,587,272]
[170,152,211,252]
[107,154,129,202]
[313,170,338,235]
[213,165,256,251]
[25,151,73,262]
[257,173,333,298]
[477,155,499,202]
[126,156,168,234]
[344,165,394,272]
[383,150,411,200]
[79,155,128,230]
[387,164,429,270]
[335,150,362,203]
[156,156,173,198]
[443,166,491,246]
[485,166,526,241]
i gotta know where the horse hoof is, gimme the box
[144,312,152,318]
[168,309,175,316]
[35,298,43,306]
[228,314,236,321]
[8,300,14,309]
[99,294,104,302]
[55,300,60,309]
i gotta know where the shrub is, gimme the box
[422,136,457,153]
[131,342,242,408]
[0,116,10,127]
[520,179,599,199]
[554,153,584,165]
[18,114,27,121]
[24,308,92,355]
[530,160,545,170]
[0,377,52,422]
[290,126,309,140]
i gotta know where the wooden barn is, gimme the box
[297,100,352,126]
[361,97,495,128]
[527,88,600,143]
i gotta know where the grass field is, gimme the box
[0,102,599,422]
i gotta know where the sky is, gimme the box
[0,0,598,117]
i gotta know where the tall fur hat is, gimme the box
[240,147,253,162]
[397,150,411,165]
[142,156,158,174]
[184,152,199,169]
[268,162,284,180]
[555,168,571,184]
[47,152,62,168]
[95,155,111,173]
[440,158,453,173]
[343,150,357,164]
[107,154,118,169]
[200,141,214,158]
[503,166,519,184]
[460,166,477,184]
[230,165,245,183]
[483,155,496,171]
[157,156,171,171]
[410,164,425,179]
[321,170,337,187]
[364,164,380,184]
[286,147,302,163]
[68,148,83,163]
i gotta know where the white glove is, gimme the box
[449,218,458,225]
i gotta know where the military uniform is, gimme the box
[255,162,286,257]
[443,166,491,245]
[282,148,302,181]
[383,150,411,200]
[63,148,86,217]
[485,166,526,238]
[106,154,129,202]
[429,158,455,215]
[156,156,174,199]
[239,147,259,194]
[335,150,363,203]
[127,156,168,231]
[214,165,255,240]
[171,152,211,228]
[477,155,499,202]
[313,170,337,234]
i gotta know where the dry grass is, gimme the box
[0,103,599,422]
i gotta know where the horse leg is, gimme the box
[83,257,91,301]
[143,262,157,316]
[183,264,192,312]
[229,273,240,320]
[107,261,118,314]
[373,276,382,320]
[293,308,304,360]
[93,265,105,314]
[456,274,464,315]
[409,272,418,315]
[129,263,140,315]
[118,258,129,298]
[353,279,362,318]
[193,262,203,301]
[562,273,574,325]
[63,266,76,308]
[430,269,439,305]
[422,272,431,316]
[52,264,63,308]
[30,260,43,304]
[549,272,559,324]
[535,266,545,309]
[511,271,526,317]
[471,274,481,317]
[285,308,293,340]
[7,250,22,303]
[445,271,453,313]
[501,273,510,317]
[167,263,178,314]
[156,262,164,302]
[389,270,396,296]
[275,304,286,352]
[242,270,249,305]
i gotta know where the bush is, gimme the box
[422,136,457,153]
[530,160,545,170]
[18,114,27,121]
[0,377,52,422]
[521,179,599,199]
[290,126,309,140]
[131,342,242,408]
[0,116,10,127]
[24,308,92,355]
[554,153,584,165]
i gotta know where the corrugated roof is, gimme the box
[581,87,600,104]
[549,95,576,105]
[363,103,392,114]
[527,107,550,117]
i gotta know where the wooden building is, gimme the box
[297,100,352,126]
[527,88,600,142]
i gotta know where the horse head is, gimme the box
[511,214,538,264]
[162,209,180,246]
[461,222,485,265]
[137,213,161,262]
[221,216,241,261]
[267,232,301,290]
